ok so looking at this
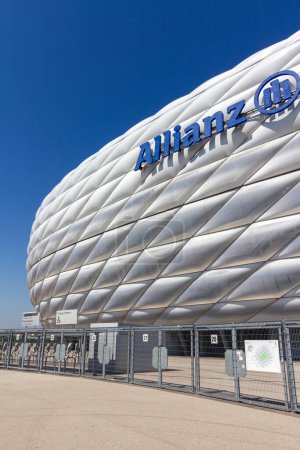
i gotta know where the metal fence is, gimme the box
[195,323,289,411]
[1,321,300,412]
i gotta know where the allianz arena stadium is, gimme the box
[27,31,300,328]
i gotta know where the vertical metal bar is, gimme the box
[22,331,28,369]
[90,331,95,377]
[195,328,200,395]
[278,326,289,408]
[232,328,240,402]
[39,329,45,372]
[158,328,162,388]
[81,329,86,376]
[3,332,8,368]
[7,330,12,368]
[103,329,107,380]
[190,328,195,392]
[283,323,298,412]
[74,334,77,373]
[59,331,63,374]
[130,328,134,384]
[126,329,131,383]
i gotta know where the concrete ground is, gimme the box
[0,371,299,450]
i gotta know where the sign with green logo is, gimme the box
[245,340,281,373]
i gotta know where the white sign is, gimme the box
[22,312,40,328]
[237,350,244,361]
[56,309,77,325]
[245,340,281,373]
[90,323,118,328]
[211,334,218,344]
[91,334,97,342]
[16,334,20,341]
[50,335,55,341]
[143,334,149,342]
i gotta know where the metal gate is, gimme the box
[83,328,131,382]
[131,328,159,386]
[41,331,62,372]
[161,327,194,392]
[235,323,289,410]
[131,327,194,392]
[196,323,289,410]
[8,330,42,371]
[41,330,83,375]
[195,326,236,402]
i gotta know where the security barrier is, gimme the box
[83,328,131,382]
[40,330,83,375]
[235,323,288,410]
[161,327,194,392]
[1,321,300,412]
[195,323,289,411]
[7,331,42,371]
[195,326,236,402]
[131,327,194,392]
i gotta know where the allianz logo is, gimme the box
[134,70,300,171]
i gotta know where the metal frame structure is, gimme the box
[1,321,300,413]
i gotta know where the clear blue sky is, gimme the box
[1,0,300,328]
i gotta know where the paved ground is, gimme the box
[0,370,299,450]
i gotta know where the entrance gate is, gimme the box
[8,331,42,370]
[195,323,289,411]
[41,331,83,375]
[83,328,131,382]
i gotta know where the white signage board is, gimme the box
[90,323,118,328]
[211,334,218,344]
[56,309,77,325]
[143,334,148,343]
[245,340,281,373]
[22,312,40,328]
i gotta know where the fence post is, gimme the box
[22,331,28,370]
[126,328,131,383]
[231,327,240,402]
[129,328,134,384]
[58,331,63,374]
[81,329,87,376]
[39,329,45,372]
[158,328,162,388]
[194,328,200,395]
[191,328,195,392]
[278,325,289,408]
[283,322,298,412]
[102,329,107,380]
[6,330,12,369]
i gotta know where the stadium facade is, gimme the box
[27,32,300,328]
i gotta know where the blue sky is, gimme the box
[1,0,300,328]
